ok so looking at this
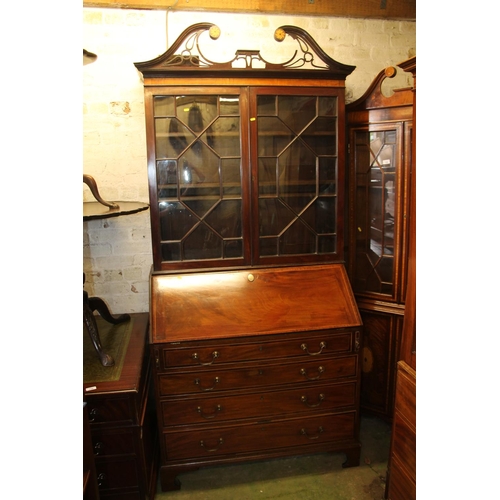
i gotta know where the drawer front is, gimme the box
[160,331,353,369]
[161,381,357,427]
[158,356,358,396]
[86,395,137,426]
[91,427,136,458]
[95,457,139,490]
[163,412,356,461]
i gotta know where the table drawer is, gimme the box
[158,355,357,396]
[87,395,138,426]
[91,427,136,458]
[163,412,356,461]
[159,331,354,369]
[95,456,139,490]
[161,381,357,427]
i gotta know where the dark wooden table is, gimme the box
[83,175,149,367]
[84,313,159,500]
[83,201,149,221]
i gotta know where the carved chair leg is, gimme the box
[83,293,115,367]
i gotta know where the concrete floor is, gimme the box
[154,415,391,500]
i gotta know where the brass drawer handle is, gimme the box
[97,473,107,487]
[88,407,99,422]
[301,341,327,356]
[197,404,222,419]
[194,376,220,391]
[93,441,104,455]
[300,366,325,381]
[300,426,324,440]
[192,351,220,366]
[300,393,325,408]
[200,437,223,452]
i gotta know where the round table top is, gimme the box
[83,201,149,221]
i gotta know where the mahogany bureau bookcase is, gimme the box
[133,23,363,492]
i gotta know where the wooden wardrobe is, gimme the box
[346,64,414,420]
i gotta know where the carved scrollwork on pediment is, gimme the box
[134,22,355,80]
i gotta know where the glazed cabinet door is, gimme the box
[250,87,346,266]
[145,86,251,271]
[145,85,346,271]
[349,122,411,303]
[348,119,412,418]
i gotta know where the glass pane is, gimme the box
[369,133,395,260]
[224,239,243,258]
[302,117,337,155]
[318,96,336,116]
[184,224,222,260]
[258,117,294,156]
[179,143,219,191]
[256,93,339,258]
[203,117,240,157]
[154,93,243,264]
[222,158,242,197]
[183,199,218,219]
[257,95,276,115]
[279,142,316,214]
[258,198,295,237]
[205,199,242,238]
[280,220,316,254]
[319,157,336,194]
[220,96,240,115]
[157,160,178,198]
[302,198,336,234]
[159,201,197,240]
[278,96,316,135]
[155,118,196,158]
[157,159,177,184]
[260,237,278,256]
[176,96,218,132]
[259,158,277,195]
[353,129,398,296]
[318,235,336,254]
[161,242,181,261]
[154,95,175,116]
[279,141,316,185]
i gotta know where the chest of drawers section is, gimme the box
[149,265,363,492]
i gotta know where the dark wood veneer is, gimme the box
[135,24,362,492]
[385,56,416,500]
[150,264,363,491]
[84,313,159,500]
[346,64,414,419]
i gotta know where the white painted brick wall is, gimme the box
[83,8,415,314]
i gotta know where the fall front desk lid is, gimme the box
[150,264,362,343]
